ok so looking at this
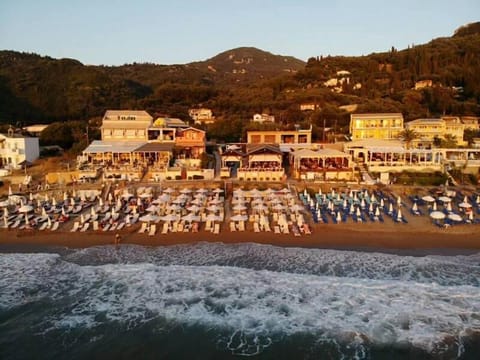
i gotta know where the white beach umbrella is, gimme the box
[146,204,158,213]
[212,188,224,194]
[182,213,200,222]
[448,213,463,222]
[180,188,192,194]
[29,192,33,202]
[233,204,247,211]
[205,213,222,222]
[18,204,33,213]
[463,195,469,204]
[388,203,393,214]
[209,198,223,205]
[291,204,305,212]
[356,207,362,217]
[458,202,472,208]
[432,202,437,211]
[187,205,201,213]
[52,197,57,207]
[430,211,445,220]
[475,195,480,204]
[349,204,355,214]
[375,206,380,217]
[468,211,474,221]
[44,193,49,203]
[196,188,208,194]
[70,197,75,206]
[422,195,435,203]
[162,214,180,222]
[230,214,248,222]
[439,196,451,203]
[62,207,66,216]
[446,202,453,212]
[253,204,268,212]
[91,206,96,216]
[167,204,182,211]
[163,187,175,194]
[360,198,366,209]
[41,207,47,217]
[397,209,403,222]
[140,214,160,223]
[368,203,374,213]
[397,196,402,206]
[412,202,418,212]
[336,211,342,223]
[380,198,384,207]
[371,193,376,203]
[207,205,221,212]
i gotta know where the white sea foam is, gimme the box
[1,251,480,357]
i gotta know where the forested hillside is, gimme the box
[0,23,479,143]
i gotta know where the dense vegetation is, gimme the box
[0,23,479,145]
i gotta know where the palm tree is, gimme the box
[398,129,419,150]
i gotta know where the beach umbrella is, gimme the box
[80,214,85,224]
[349,204,355,214]
[122,192,134,199]
[187,205,201,213]
[158,194,171,202]
[303,189,308,196]
[439,196,451,203]
[380,198,384,207]
[47,216,52,228]
[207,205,221,212]
[273,204,285,211]
[230,214,248,222]
[167,204,182,211]
[468,211,474,221]
[205,213,222,222]
[458,202,472,208]
[371,193,376,203]
[70,197,75,206]
[139,193,151,199]
[448,213,463,222]
[29,192,33,202]
[422,195,435,203]
[41,207,47,217]
[18,204,33,213]
[63,192,68,201]
[474,195,480,204]
[342,199,348,208]
[140,214,160,223]
[253,204,268,212]
[180,188,192,194]
[432,202,437,211]
[99,197,104,207]
[397,209,403,222]
[8,186,12,196]
[397,196,402,206]
[132,206,137,215]
[90,206,96,217]
[446,202,453,212]
[208,198,223,205]
[212,188,224,194]
[463,195,469,204]
[80,192,86,202]
[124,214,131,225]
[368,203,374,214]
[233,204,247,211]
[44,193,49,203]
[356,207,362,217]
[162,214,180,222]
[360,198,366,209]
[291,204,305,212]
[196,188,208,194]
[430,211,445,220]
[336,211,342,223]
[146,204,158,213]
[388,203,393,214]
[61,207,66,216]
[375,206,380,217]
[412,202,418,212]
[182,213,200,222]
[136,197,142,206]
[191,198,204,206]
[52,197,57,207]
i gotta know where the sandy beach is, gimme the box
[2,219,480,252]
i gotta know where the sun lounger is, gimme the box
[70,222,80,232]
[39,222,49,231]
[9,220,21,229]
[213,223,220,234]
[274,225,281,234]
[50,221,60,231]
[238,221,245,231]
[253,222,260,233]
[148,224,156,236]
[109,222,118,231]
[161,222,169,234]
[80,223,90,232]
[102,223,111,231]
[303,224,312,235]
[230,221,236,232]
[116,222,125,231]
[138,222,148,233]
[282,225,290,234]
[93,221,99,231]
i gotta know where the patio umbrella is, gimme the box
[397,209,403,222]
[163,187,175,193]
[446,202,453,212]
[196,188,208,194]
[458,202,471,208]
[18,204,33,213]
[430,211,445,220]
[207,205,221,212]
[388,203,393,214]
[146,204,158,213]
[291,204,305,212]
[439,196,451,203]
[380,198,384,207]
[230,214,248,222]
[162,214,180,222]
[140,214,160,223]
[422,195,435,202]
[158,194,171,202]
[412,202,418,212]
[182,213,200,222]
[233,204,247,211]
[448,213,463,222]
[212,188,224,194]
[432,202,437,211]
[336,211,342,223]
[375,206,380,217]
[205,213,222,222]
[208,198,223,205]
[180,188,192,194]
[187,205,201,213]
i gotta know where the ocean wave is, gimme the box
[63,242,480,287]
[1,252,480,358]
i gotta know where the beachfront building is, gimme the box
[247,126,312,152]
[252,113,275,123]
[290,148,354,181]
[237,144,285,181]
[189,108,215,125]
[0,127,40,170]
[461,116,479,131]
[405,117,466,148]
[80,110,213,182]
[349,113,404,141]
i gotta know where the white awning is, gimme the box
[83,140,146,154]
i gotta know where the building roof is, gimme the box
[104,110,152,119]
[101,122,149,129]
[344,139,404,149]
[246,144,282,155]
[407,118,443,125]
[134,142,174,152]
[351,113,403,118]
[83,140,146,153]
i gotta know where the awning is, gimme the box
[83,140,146,154]
[134,142,174,152]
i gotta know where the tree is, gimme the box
[398,128,419,149]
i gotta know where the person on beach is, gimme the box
[115,233,121,245]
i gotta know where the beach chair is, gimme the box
[109,223,118,231]
[213,223,220,234]
[80,223,90,232]
[264,222,271,232]
[138,222,148,233]
[238,221,245,232]
[253,222,260,233]
[103,223,111,231]
[39,221,49,231]
[70,222,80,232]
[161,222,169,234]
[9,219,21,229]
[148,224,156,236]
[282,225,290,234]
[303,224,312,235]
[274,225,281,234]
[116,222,125,231]
[230,221,236,232]
[93,221,99,231]
[50,221,59,231]
[205,220,212,232]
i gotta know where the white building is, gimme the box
[189,108,215,125]
[0,128,40,169]
[252,113,275,124]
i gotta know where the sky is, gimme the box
[1,0,479,66]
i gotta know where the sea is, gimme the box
[1,242,480,359]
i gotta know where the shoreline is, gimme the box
[2,225,480,256]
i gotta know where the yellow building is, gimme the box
[349,113,404,140]
[405,117,466,148]
[101,110,153,141]
[247,126,312,145]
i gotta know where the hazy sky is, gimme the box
[1,0,478,65]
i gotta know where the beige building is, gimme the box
[461,116,479,131]
[349,113,404,140]
[101,110,153,141]
[247,127,312,145]
[252,113,275,123]
[189,108,215,125]
[405,117,466,148]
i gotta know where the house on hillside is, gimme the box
[349,113,404,141]
[0,127,39,170]
[189,108,215,125]
[252,113,275,123]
